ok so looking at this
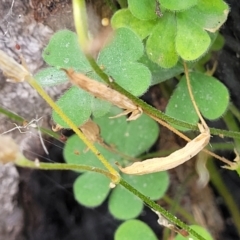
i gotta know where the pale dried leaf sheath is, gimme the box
[0,136,21,164]
[118,124,210,175]
[0,50,30,82]
[64,69,138,112]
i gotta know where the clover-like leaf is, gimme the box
[64,108,162,210]
[94,108,159,158]
[146,13,178,68]
[128,0,157,20]
[98,28,151,96]
[111,9,157,40]
[34,67,68,86]
[123,172,169,200]
[110,0,228,69]
[40,28,152,125]
[109,185,143,220]
[175,0,229,60]
[166,72,229,130]
[42,29,91,72]
[52,86,92,128]
[176,12,211,61]
[175,225,213,240]
[115,220,158,240]
[108,172,169,219]
[73,172,110,207]
[40,30,111,125]
[53,86,111,127]
[160,0,198,11]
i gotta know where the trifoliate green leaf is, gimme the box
[111,9,157,39]
[175,225,213,240]
[166,72,229,130]
[146,13,178,68]
[64,108,160,214]
[160,0,198,11]
[128,0,157,20]
[73,172,110,207]
[42,30,91,72]
[98,28,151,96]
[52,86,92,128]
[123,171,169,200]
[109,185,143,220]
[34,67,68,86]
[176,12,211,61]
[94,108,159,158]
[115,220,158,240]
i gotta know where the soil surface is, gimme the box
[0,0,240,240]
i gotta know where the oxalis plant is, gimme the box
[1,0,240,239]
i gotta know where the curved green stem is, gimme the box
[119,178,206,240]
[15,157,115,179]
[223,110,240,153]
[0,106,23,122]
[163,195,196,224]
[0,105,60,140]
[15,153,205,240]
[229,103,240,123]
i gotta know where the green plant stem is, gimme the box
[119,178,206,240]
[15,153,204,239]
[0,105,60,140]
[210,142,234,151]
[85,55,240,140]
[163,195,196,224]
[26,75,120,183]
[15,157,116,179]
[72,0,89,50]
[0,106,23,122]
[223,110,240,153]
[229,103,240,123]
[208,160,240,237]
[117,0,128,8]
[210,128,240,140]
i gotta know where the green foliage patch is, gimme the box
[35,28,151,127]
[64,108,169,219]
[166,72,229,130]
[112,0,229,67]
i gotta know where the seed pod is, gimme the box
[64,69,142,120]
[0,136,21,164]
[0,50,30,82]
[118,124,210,175]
